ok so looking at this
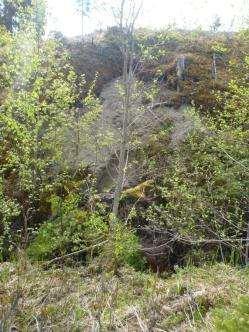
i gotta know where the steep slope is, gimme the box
[78,78,198,192]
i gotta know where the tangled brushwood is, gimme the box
[0,1,249,331]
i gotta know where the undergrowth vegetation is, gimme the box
[212,295,249,332]
[0,262,248,330]
[0,1,249,331]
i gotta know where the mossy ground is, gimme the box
[1,260,248,331]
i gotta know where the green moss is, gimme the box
[122,180,154,199]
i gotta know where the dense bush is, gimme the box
[0,2,249,272]
[0,23,78,258]
[138,51,249,264]
[28,194,108,261]
[111,222,146,270]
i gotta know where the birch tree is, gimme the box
[111,0,142,221]
[210,15,221,81]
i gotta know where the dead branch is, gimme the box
[43,240,108,266]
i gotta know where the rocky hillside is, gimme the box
[64,29,236,110]
[1,16,248,331]
[76,77,194,192]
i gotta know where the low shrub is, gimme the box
[103,222,147,271]
[27,197,108,261]
[114,223,146,270]
[212,295,249,332]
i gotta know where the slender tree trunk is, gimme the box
[81,0,84,41]
[22,210,30,249]
[212,52,217,80]
[246,220,249,265]
[112,51,129,220]
[111,0,141,223]
[119,0,125,29]
[112,66,133,220]
[75,110,80,165]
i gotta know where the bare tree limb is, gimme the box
[43,240,108,266]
